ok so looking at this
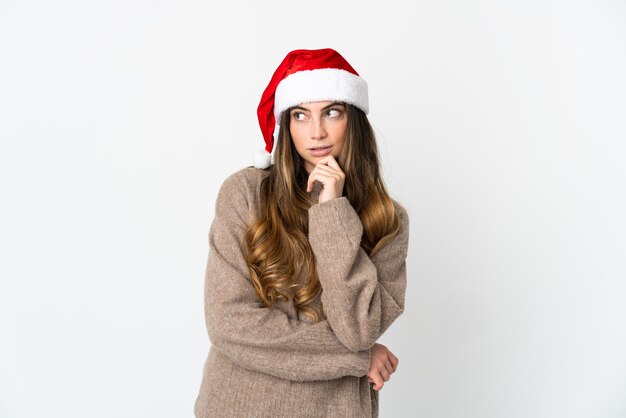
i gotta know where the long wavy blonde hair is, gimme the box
[244,103,400,322]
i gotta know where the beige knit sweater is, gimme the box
[194,166,410,418]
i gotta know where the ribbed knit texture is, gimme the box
[194,167,410,418]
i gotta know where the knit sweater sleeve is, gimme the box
[203,172,371,382]
[308,196,410,352]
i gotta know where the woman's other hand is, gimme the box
[367,343,399,391]
[306,155,345,203]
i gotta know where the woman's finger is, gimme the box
[309,163,344,183]
[388,352,399,372]
[372,372,384,391]
[316,159,344,177]
[317,155,342,170]
[306,167,343,193]
[306,171,333,192]
[310,163,341,176]
[384,358,394,376]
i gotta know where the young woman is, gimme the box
[194,48,410,418]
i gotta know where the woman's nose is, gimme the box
[310,117,327,139]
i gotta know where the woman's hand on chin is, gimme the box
[306,155,346,204]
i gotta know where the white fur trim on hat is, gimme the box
[274,68,368,123]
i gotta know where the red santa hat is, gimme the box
[254,48,369,169]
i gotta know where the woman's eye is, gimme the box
[292,112,305,121]
[326,108,341,118]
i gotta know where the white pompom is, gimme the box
[253,148,272,169]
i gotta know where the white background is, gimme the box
[1,1,625,417]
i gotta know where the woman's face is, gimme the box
[288,101,348,174]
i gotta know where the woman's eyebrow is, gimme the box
[290,102,345,112]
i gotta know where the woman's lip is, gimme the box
[309,145,332,157]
